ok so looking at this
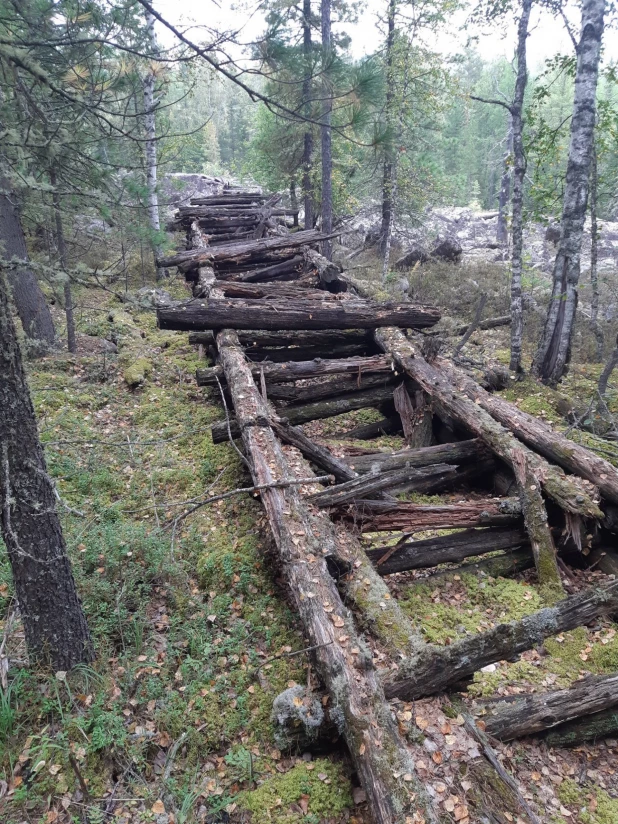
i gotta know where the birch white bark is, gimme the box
[533,0,606,385]
[143,10,164,281]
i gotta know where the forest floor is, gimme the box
[1,256,618,824]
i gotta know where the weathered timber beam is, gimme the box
[384,579,618,700]
[339,497,522,532]
[307,463,459,508]
[426,315,511,337]
[339,416,402,440]
[211,385,397,444]
[211,280,323,300]
[366,527,530,575]
[543,705,618,747]
[479,672,618,741]
[439,358,618,507]
[374,328,601,519]
[224,256,305,283]
[420,547,535,585]
[245,344,373,363]
[189,329,372,348]
[346,439,483,473]
[303,246,342,285]
[196,354,394,387]
[272,420,357,484]
[266,374,397,404]
[158,299,441,332]
[215,328,438,824]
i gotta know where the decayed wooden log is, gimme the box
[211,384,397,443]
[339,416,402,440]
[158,298,441,332]
[272,420,357,484]
[421,547,535,584]
[543,705,618,747]
[215,329,438,824]
[440,358,618,506]
[226,256,305,283]
[375,328,602,519]
[212,280,325,300]
[366,527,530,575]
[245,344,374,363]
[479,672,618,742]
[266,374,397,405]
[385,579,618,700]
[346,439,482,473]
[307,463,459,507]
[303,247,343,285]
[197,354,393,387]
[393,383,433,448]
[189,329,373,348]
[340,497,522,532]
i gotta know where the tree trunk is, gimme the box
[50,171,76,354]
[346,438,482,473]
[0,269,93,670]
[543,705,618,747]
[384,578,618,700]
[0,178,55,348]
[273,419,357,483]
[320,0,333,259]
[375,328,602,519]
[480,672,618,741]
[533,0,606,385]
[380,0,397,262]
[496,123,513,245]
[159,298,440,332]
[215,328,438,824]
[509,0,532,374]
[144,10,164,281]
[598,337,618,396]
[393,383,433,447]
[589,141,604,361]
[302,0,315,231]
[339,416,402,440]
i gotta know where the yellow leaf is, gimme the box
[151,799,165,814]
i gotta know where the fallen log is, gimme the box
[479,672,618,742]
[588,546,618,576]
[245,344,373,363]
[307,463,459,508]
[340,497,522,533]
[196,354,393,387]
[211,280,324,300]
[339,416,402,440]
[543,705,618,747]
[227,256,305,283]
[384,578,618,700]
[215,328,438,824]
[303,247,342,286]
[346,439,482,473]
[420,547,535,584]
[272,420,357,484]
[393,383,433,448]
[211,385,397,444]
[375,328,602,519]
[189,329,373,348]
[158,298,441,332]
[366,527,530,575]
[265,374,397,404]
[439,358,618,507]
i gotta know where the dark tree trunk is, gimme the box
[0,178,55,348]
[533,0,606,385]
[590,141,604,361]
[50,171,76,354]
[0,269,93,670]
[509,0,532,374]
[302,0,315,230]
[496,123,513,245]
[320,0,333,259]
[379,0,397,261]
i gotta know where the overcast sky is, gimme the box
[154,0,617,73]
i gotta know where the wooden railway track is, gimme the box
[157,184,618,824]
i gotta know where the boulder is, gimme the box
[134,287,174,310]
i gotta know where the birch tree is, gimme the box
[321,0,334,259]
[143,10,165,281]
[533,0,606,385]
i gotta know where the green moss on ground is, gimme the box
[240,759,353,823]
[558,778,618,823]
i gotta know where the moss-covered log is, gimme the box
[385,579,618,700]
[375,328,601,519]
[366,527,530,574]
[479,672,618,741]
[420,547,535,584]
[346,439,483,473]
[215,328,438,824]
[543,705,618,747]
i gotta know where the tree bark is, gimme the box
[496,123,513,245]
[159,298,440,332]
[320,0,333,259]
[211,384,397,443]
[393,383,433,447]
[589,141,604,361]
[339,416,402,440]
[0,178,55,348]
[347,438,482,473]
[375,328,602,518]
[598,337,618,396]
[50,170,76,354]
[273,420,358,483]
[543,705,618,747]
[0,269,93,670]
[509,0,532,374]
[340,497,522,533]
[215,328,438,824]
[422,547,535,585]
[438,356,618,506]
[302,0,315,230]
[190,329,371,348]
[480,672,618,741]
[380,0,397,261]
[385,578,618,700]
[197,353,392,386]
[265,373,397,404]
[143,10,164,281]
[366,527,530,575]
[533,0,606,385]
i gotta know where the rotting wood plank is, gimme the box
[215,328,438,824]
[196,354,394,387]
[375,328,602,519]
[189,329,373,348]
[346,439,483,473]
[158,298,441,332]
